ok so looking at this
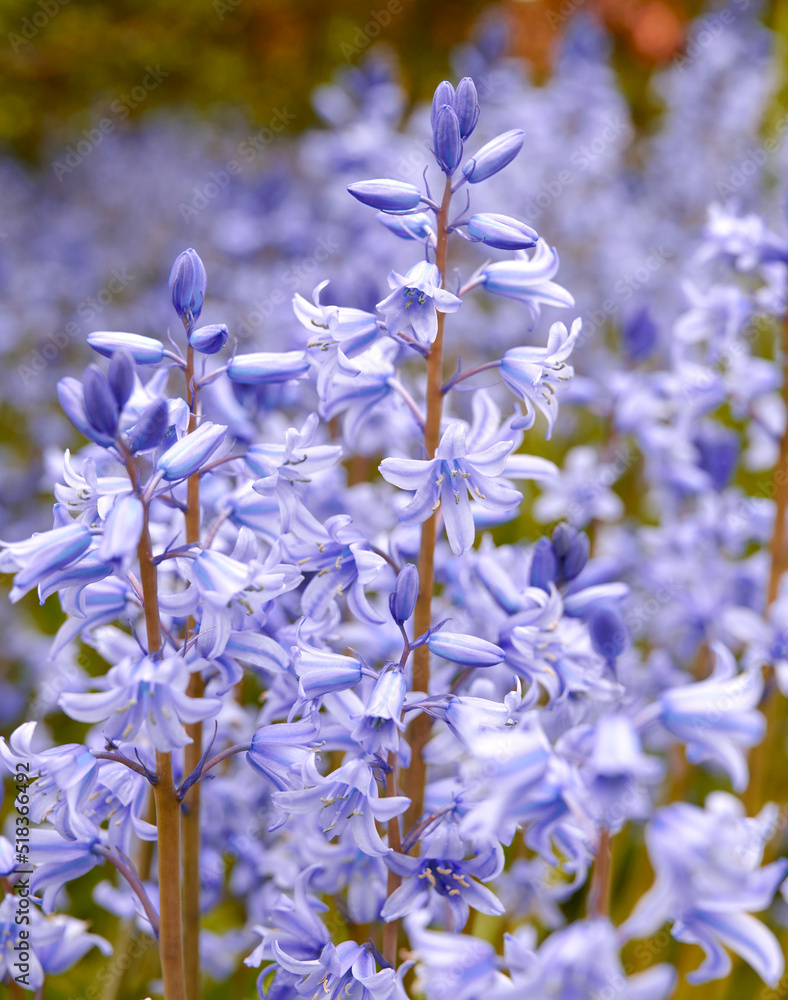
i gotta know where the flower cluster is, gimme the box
[1,14,788,999]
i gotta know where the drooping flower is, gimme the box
[620,793,788,986]
[376,261,462,347]
[379,422,522,555]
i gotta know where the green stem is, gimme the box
[401,176,454,841]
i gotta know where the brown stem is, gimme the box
[587,828,612,918]
[137,498,185,1000]
[181,344,204,1000]
[382,753,403,966]
[401,176,454,841]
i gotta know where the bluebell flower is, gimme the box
[0,897,111,991]
[351,667,406,756]
[462,129,525,184]
[157,420,227,481]
[404,912,502,1000]
[227,350,310,384]
[621,793,788,986]
[273,756,409,857]
[57,376,117,448]
[59,655,222,752]
[507,917,676,1000]
[285,515,388,625]
[499,318,581,437]
[453,77,479,138]
[248,411,343,542]
[431,78,479,140]
[87,330,165,365]
[190,322,228,355]
[0,522,93,603]
[244,865,331,986]
[379,422,521,555]
[565,713,663,832]
[481,241,575,324]
[97,495,144,572]
[127,397,170,453]
[272,939,401,1000]
[293,280,381,359]
[432,104,463,175]
[466,213,539,251]
[390,562,419,625]
[427,630,505,667]
[292,632,363,701]
[657,641,764,792]
[169,247,207,329]
[586,602,629,669]
[376,212,434,243]
[376,261,462,347]
[347,178,423,213]
[247,719,321,792]
[107,348,134,408]
[29,815,104,913]
[382,823,504,930]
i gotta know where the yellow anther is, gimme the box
[436,867,452,875]
[474,487,486,499]
[432,499,441,511]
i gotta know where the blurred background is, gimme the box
[2,2,788,996]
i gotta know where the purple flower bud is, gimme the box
[467,213,539,250]
[127,398,170,453]
[550,522,574,558]
[454,77,480,138]
[427,631,505,667]
[107,349,134,408]
[390,563,419,624]
[169,248,207,328]
[588,603,629,666]
[82,365,118,440]
[433,104,463,175]
[87,331,165,365]
[622,305,658,362]
[430,80,456,128]
[562,531,589,581]
[294,642,362,701]
[98,496,144,568]
[189,323,228,355]
[530,537,557,592]
[347,179,423,213]
[58,377,111,446]
[227,351,309,385]
[463,129,524,183]
[157,421,227,481]
[376,212,433,242]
